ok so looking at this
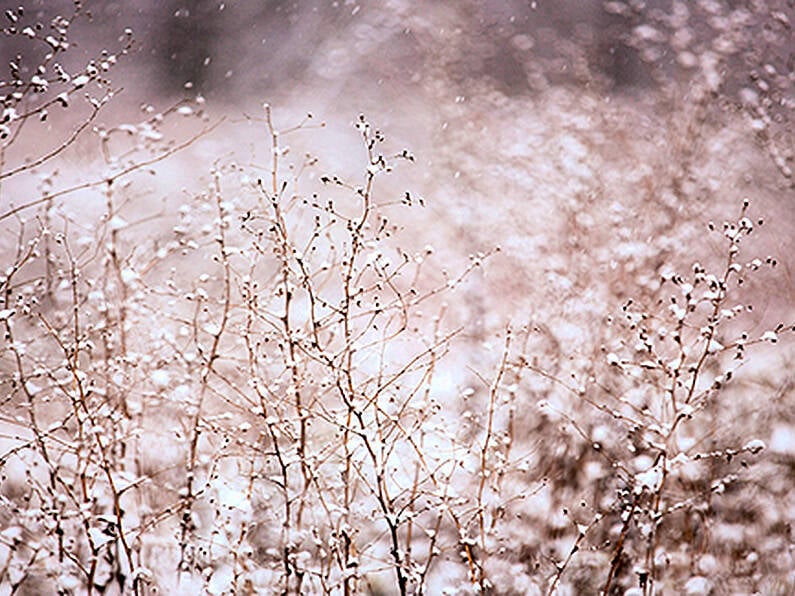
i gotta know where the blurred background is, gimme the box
[4,0,792,321]
[3,1,793,388]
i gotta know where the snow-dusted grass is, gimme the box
[1,3,794,595]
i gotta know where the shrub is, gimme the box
[1,2,792,595]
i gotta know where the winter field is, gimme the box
[0,1,793,594]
